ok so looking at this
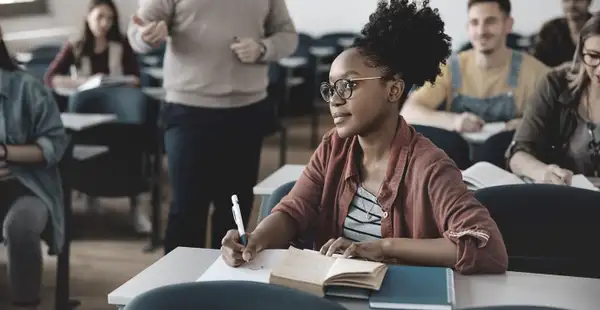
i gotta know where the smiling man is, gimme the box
[400,0,549,168]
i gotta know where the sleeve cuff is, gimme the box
[36,136,57,167]
[445,229,490,249]
[260,38,275,62]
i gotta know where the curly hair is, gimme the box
[353,0,452,98]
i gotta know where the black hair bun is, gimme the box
[354,0,452,89]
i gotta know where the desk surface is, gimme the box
[54,86,166,100]
[253,164,305,195]
[108,247,600,310]
[60,113,117,131]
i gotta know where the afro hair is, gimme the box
[353,0,452,96]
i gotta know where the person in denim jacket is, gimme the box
[0,25,69,310]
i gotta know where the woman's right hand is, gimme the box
[221,229,263,267]
[538,164,573,185]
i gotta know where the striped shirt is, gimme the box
[342,186,383,242]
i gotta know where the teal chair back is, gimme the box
[124,281,347,310]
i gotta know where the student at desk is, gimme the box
[400,0,548,168]
[0,26,69,310]
[508,16,600,184]
[221,0,508,275]
[44,0,140,89]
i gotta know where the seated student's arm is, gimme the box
[122,38,141,86]
[44,43,87,89]
[5,78,68,166]
[400,64,456,131]
[508,71,566,183]
[128,0,174,53]
[252,133,330,250]
[382,156,508,274]
[260,0,298,62]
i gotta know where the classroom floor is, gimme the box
[0,113,333,310]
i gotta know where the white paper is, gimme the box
[461,122,507,143]
[461,162,525,190]
[571,175,599,191]
[197,249,288,283]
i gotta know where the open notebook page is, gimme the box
[197,249,288,283]
[571,175,599,191]
[461,122,507,143]
[462,162,525,189]
[326,257,384,283]
[271,247,335,286]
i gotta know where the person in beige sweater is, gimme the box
[128,0,298,254]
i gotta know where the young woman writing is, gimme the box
[221,0,508,275]
[45,0,140,89]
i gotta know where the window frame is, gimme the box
[0,0,48,18]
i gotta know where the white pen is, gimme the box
[231,194,247,246]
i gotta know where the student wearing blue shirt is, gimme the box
[0,26,69,310]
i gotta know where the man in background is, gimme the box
[400,0,548,168]
[531,0,593,67]
[128,0,298,254]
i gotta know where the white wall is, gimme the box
[3,0,600,51]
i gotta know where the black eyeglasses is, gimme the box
[320,77,382,102]
[582,53,600,67]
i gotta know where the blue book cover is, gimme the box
[369,265,455,310]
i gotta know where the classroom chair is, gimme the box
[67,86,163,252]
[123,281,347,310]
[412,125,472,170]
[259,180,297,222]
[475,184,600,279]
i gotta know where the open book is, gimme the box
[462,161,598,191]
[270,247,387,297]
[197,247,387,298]
[77,75,137,92]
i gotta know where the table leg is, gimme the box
[56,140,81,310]
[144,153,163,253]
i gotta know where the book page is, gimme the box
[325,258,386,288]
[571,175,599,191]
[197,249,288,283]
[270,247,335,286]
[462,162,525,189]
[461,122,507,143]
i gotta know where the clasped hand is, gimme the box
[221,230,386,267]
[320,237,386,262]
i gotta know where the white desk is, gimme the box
[72,145,109,161]
[60,113,117,132]
[253,164,305,196]
[108,247,600,310]
[54,87,166,101]
[142,67,164,80]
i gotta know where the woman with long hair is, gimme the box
[0,25,69,310]
[45,0,140,88]
[509,15,600,184]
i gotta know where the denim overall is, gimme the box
[445,50,522,122]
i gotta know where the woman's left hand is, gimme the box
[320,237,386,262]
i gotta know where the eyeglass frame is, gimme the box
[582,52,600,67]
[320,76,383,102]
